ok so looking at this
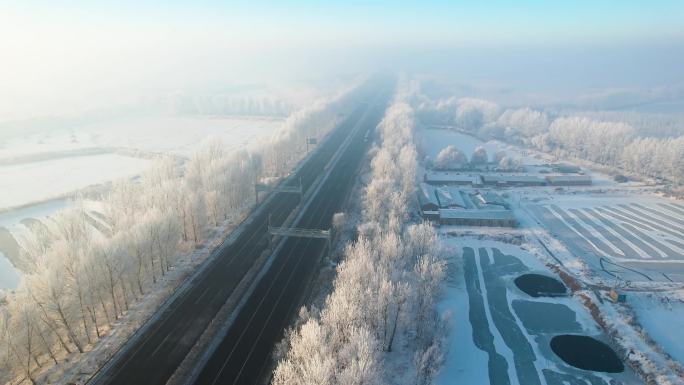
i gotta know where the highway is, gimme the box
[89,79,391,385]
[192,83,390,385]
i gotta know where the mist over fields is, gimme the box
[1,2,684,385]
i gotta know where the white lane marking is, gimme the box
[195,286,212,305]
[150,332,172,358]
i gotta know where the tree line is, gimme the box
[273,83,448,385]
[0,82,364,385]
[418,96,684,185]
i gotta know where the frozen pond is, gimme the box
[0,199,71,289]
[419,128,513,161]
[0,153,151,210]
[514,273,566,298]
[436,239,641,385]
[417,128,549,167]
[0,198,70,230]
[550,335,624,373]
[0,250,19,289]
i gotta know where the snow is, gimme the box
[418,128,553,167]
[0,250,19,289]
[418,125,684,384]
[473,248,521,385]
[435,236,641,385]
[419,129,511,160]
[628,292,684,364]
[0,115,283,290]
[0,154,151,210]
[435,254,490,385]
[0,198,71,229]
[0,115,283,158]
[0,116,282,211]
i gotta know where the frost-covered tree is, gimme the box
[470,146,489,165]
[497,107,549,138]
[434,145,467,170]
[274,82,447,384]
[0,83,369,384]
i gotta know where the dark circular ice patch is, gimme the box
[514,273,566,297]
[550,335,624,373]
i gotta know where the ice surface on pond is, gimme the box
[436,238,641,385]
[0,154,151,210]
[419,129,512,161]
[0,250,19,289]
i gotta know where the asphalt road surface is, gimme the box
[89,79,391,385]
[193,86,390,385]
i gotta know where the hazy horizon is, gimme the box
[2,1,683,123]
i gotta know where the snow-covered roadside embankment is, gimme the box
[0,82,365,385]
[273,80,449,385]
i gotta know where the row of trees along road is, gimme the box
[273,82,449,385]
[0,81,365,385]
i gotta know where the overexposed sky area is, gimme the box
[1,0,683,121]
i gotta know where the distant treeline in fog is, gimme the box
[416,95,684,185]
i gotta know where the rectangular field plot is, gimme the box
[527,198,684,282]
[436,238,641,385]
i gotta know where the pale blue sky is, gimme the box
[1,1,682,120]
[4,0,684,45]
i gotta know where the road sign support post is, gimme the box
[267,224,331,254]
[255,178,303,206]
[306,137,317,154]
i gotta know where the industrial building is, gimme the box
[424,171,483,186]
[481,175,547,187]
[417,183,439,219]
[475,191,509,209]
[553,163,582,174]
[418,183,516,227]
[544,175,592,186]
[435,187,468,209]
[439,209,517,227]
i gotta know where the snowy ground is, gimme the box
[627,292,684,364]
[436,236,641,385]
[418,128,684,384]
[0,115,283,159]
[0,115,283,211]
[521,194,684,284]
[0,115,283,289]
[417,127,645,189]
[0,154,151,209]
[418,128,554,167]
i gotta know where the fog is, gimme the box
[2,1,683,125]
[2,3,684,385]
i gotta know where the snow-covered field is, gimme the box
[0,115,283,211]
[0,115,283,289]
[0,115,283,159]
[0,154,151,210]
[628,292,684,364]
[418,128,552,167]
[418,127,640,189]
[523,195,684,283]
[0,199,72,289]
[0,251,18,290]
[416,127,684,384]
[436,237,641,385]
